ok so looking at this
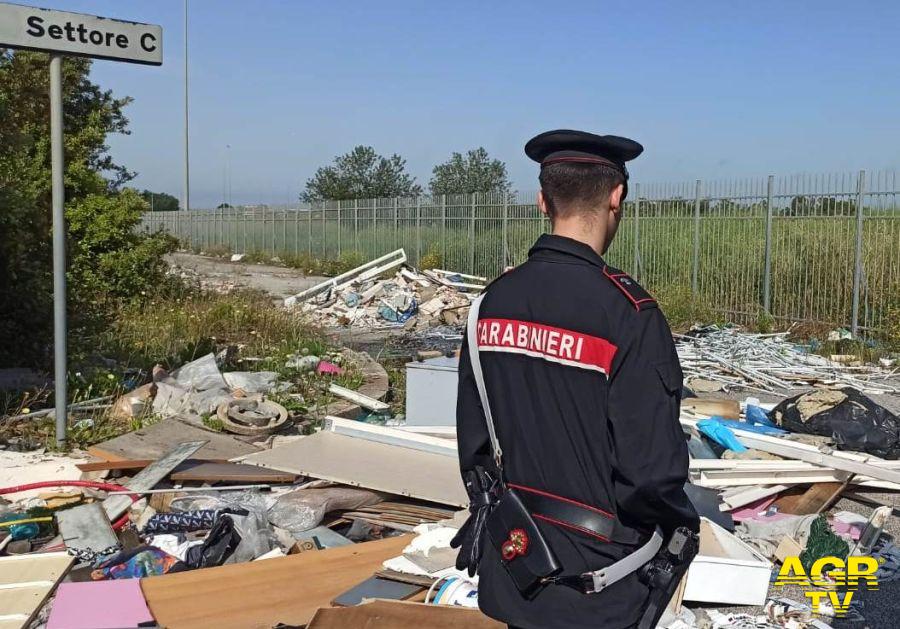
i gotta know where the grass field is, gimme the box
[144,202,900,340]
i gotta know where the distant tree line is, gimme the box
[300,145,512,202]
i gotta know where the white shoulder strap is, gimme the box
[466,294,503,469]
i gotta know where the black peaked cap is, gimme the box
[525,130,643,170]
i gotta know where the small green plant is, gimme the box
[202,413,224,432]
[419,250,442,270]
[755,310,776,334]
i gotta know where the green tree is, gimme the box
[429,147,512,196]
[141,189,180,211]
[301,145,422,201]
[0,50,172,367]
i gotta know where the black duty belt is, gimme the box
[508,483,647,547]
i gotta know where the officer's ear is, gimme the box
[608,183,625,215]
[537,190,550,217]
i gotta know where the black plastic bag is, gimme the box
[181,514,242,569]
[770,387,900,459]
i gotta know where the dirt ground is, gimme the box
[165,252,328,303]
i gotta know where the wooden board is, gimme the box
[307,600,503,629]
[0,552,74,629]
[241,431,467,507]
[774,482,845,515]
[88,418,261,462]
[140,535,411,629]
[76,458,228,472]
[169,462,297,483]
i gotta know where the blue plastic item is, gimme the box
[696,418,747,452]
[745,404,778,428]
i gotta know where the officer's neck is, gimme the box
[551,215,608,257]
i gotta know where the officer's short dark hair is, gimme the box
[539,162,625,219]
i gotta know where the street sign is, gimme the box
[0,2,162,65]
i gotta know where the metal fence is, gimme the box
[141,170,900,335]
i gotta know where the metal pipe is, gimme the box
[692,179,701,294]
[183,0,190,212]
[50,54,67,448]
[851,170,866,337]
[763,175,774,313]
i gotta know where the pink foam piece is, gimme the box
[729,495,779,521]
[316,360,343,375]
[47,580,154,629]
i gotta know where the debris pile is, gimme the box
[284,249,483,330]
[676,325,899,395]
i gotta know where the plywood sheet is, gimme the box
[141,535,411,629]
[0,552,74,629]
[307,600,503,629]
[170,462,296,483]
[241,431,467,507]
[88,418,260,462]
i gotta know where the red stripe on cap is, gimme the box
[476,318,617,374]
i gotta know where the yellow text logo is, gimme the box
[774,556,879,615]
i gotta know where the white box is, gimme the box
[405,356,459,426]
[682,517,773,606]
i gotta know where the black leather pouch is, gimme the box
[486,486,561,598]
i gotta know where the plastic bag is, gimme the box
[697,418,747,452]
[770,387,900,459]
[267,487,384,534]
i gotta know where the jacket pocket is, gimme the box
[653,360,682,395]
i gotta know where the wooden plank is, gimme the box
[0,552,73,629]
[141,536,411,629]
[775,482,846,515]
[169,462,297,483]
[307,600,503,629]
[88,418,261,462]
[76,458,228,472]
[241,431,467,507]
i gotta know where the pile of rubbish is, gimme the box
[284,249,483,330]
[676,325,899,395]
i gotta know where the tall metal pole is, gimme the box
[632,183,641,279]
[763,175,775,313]
[850,170,866,337]
[49,55,67,447]
[692,179,701,294]
[183,0,190,212]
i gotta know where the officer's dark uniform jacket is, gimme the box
[457,234,700,629]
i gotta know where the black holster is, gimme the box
[636,527,699,629]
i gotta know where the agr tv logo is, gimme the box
[774,556,879,615]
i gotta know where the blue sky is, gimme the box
[33,0,900,207]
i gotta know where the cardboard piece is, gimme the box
[241,431,467,507]
[0,552,74,629]
[141,535,412,629]
[307,600,503,629]
[46,580,154,629]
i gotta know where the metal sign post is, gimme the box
[0,3,162,446]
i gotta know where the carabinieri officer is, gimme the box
[453,130,700,628]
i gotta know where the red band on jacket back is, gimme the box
[477,318,617,374]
